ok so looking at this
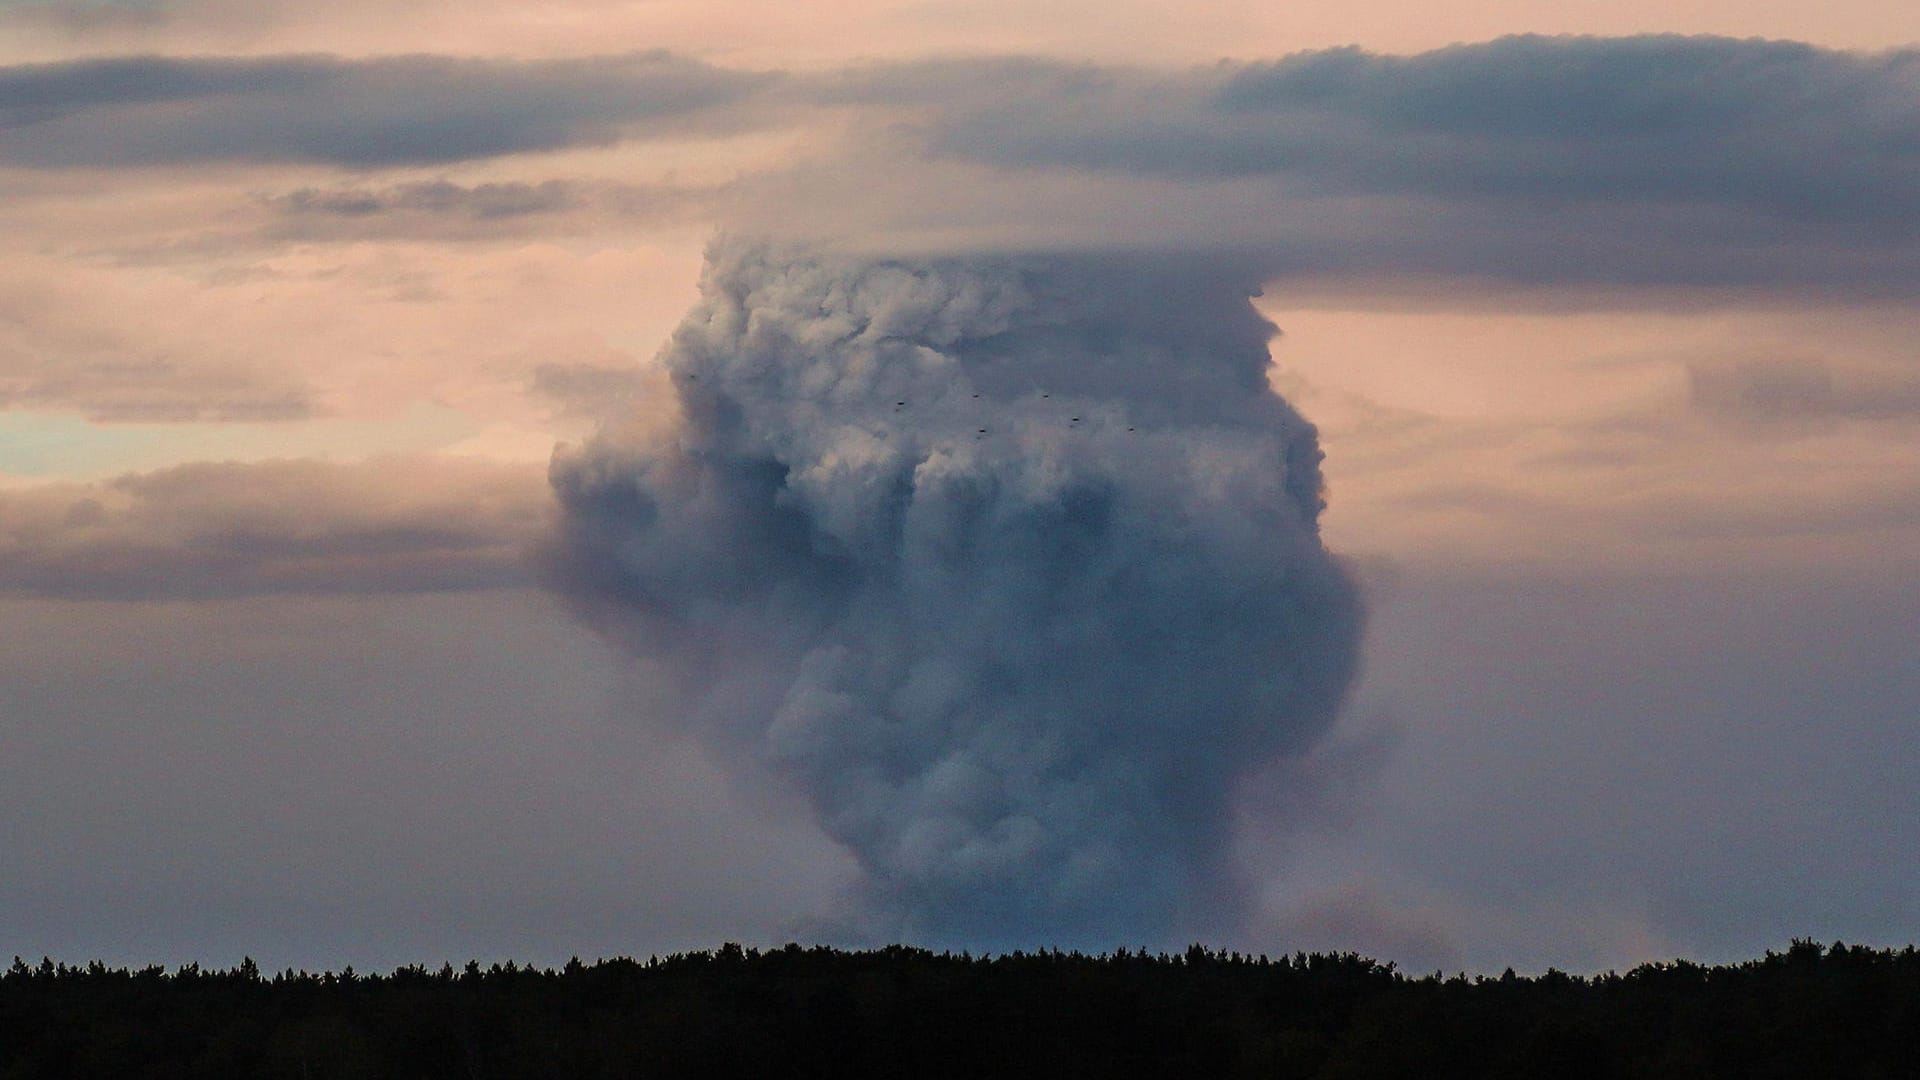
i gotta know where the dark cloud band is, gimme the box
[8,36,1915,221]
[920,37,1920,226]
[0,50,776,167]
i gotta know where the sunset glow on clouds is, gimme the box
[3,0,1917,973]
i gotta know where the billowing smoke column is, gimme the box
[545,242,1363,950]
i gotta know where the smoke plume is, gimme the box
[545,242,1364,950]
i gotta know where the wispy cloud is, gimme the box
[1688,356,1920,425]
[0,456,545,598]
[259,177,726,242]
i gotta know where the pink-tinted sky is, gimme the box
[3,0,1915,62]
[2,0,1917,972]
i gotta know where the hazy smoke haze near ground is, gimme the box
[546,243,1364,948]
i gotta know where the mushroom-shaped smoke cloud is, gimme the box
[545,242,1363,950]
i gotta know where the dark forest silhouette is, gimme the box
[5,939,1917,1078]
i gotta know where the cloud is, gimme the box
[769,37,1920,294]
[259,177,726,243]
[0,50,777,167]
[544,241,1364,950]
[0,0,165,36]
[0,260,319,422]
[530,359,668,428]
[7,36,1920,293]
[7,0,1917,72]
[0,456,546,598]
[1689,356,1920,425]
[0,229,709,441]
[0,357,312,422]
[275,179,579,220]
[881,37,1920,223]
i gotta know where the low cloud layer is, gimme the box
[545,242,1363,949]
[0,456,545,599]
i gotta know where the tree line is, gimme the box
[3,939,1916,1078]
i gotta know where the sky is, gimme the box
[2,0,1918,974]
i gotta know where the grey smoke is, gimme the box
[544,242,1363,950]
